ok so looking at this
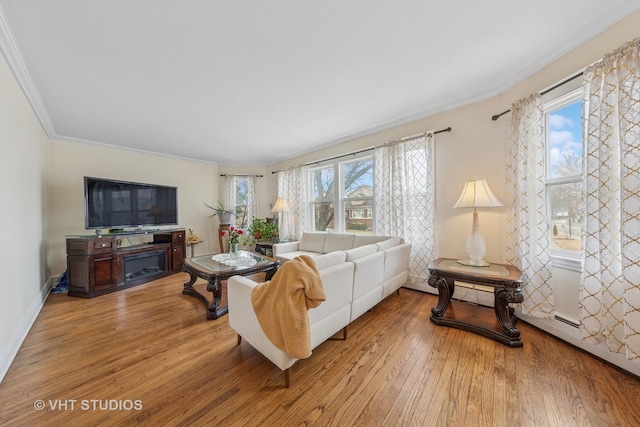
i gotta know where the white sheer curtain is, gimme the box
[222,175,260,229]
[222,175,234,215]
[505,93,555,318]
[580,37,640,360]
[276,167,308,241]
[374,133,437,283]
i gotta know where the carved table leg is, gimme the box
[494,288,524,338]
[183,270,197,291]
[206,276,222,317]
[265,264,279,281]
[429,276,454,317]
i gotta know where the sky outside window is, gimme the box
[549,101,582,178]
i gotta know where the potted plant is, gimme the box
[247,217,278,242]
[204,201,235,225]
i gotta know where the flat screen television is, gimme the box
[84,177,178,230]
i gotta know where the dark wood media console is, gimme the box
[66,229,186,298]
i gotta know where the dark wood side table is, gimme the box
[427,257,524,348]
[254,239,288,257]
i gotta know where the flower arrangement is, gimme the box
[224,226,244,245]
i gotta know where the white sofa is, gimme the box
[228,232,411,386]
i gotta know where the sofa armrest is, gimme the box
[228,275,297,371]
[272,241,300,256]
[383,243,412,280]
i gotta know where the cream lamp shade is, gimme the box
[271,198,291,213]
[453,179,503,209]
[454,179,503,267]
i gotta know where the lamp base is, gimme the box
[456,259,490,267]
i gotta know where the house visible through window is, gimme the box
[309,156,374,234]
[342,159,373,233]
[544,89,583,258]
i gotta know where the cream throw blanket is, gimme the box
[251,255,325,359]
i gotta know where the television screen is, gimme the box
[84,177,178,230]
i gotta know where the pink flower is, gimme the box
[227,227,243,244]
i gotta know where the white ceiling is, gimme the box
[1,1,639,165]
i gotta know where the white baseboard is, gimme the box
[519,312,640,378]
[0,276,56,383]
[403,280,494,307]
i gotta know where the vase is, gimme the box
[230,243,238,257]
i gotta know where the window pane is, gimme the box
[311,167,335,231]
[342,159,373,234]
[549,182,583,252]
[344,199,372,233]
[313,202,334,231]
[343,159,373,194]
[311,167,334,201]
[235,179,248,228]
[548,101,582,179]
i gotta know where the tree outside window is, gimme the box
[545,96,583,254]
[234,179,249,228]
[309,157,374,233]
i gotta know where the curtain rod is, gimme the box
[219,173,264,177]
[491,71,584,121]
[271,126,451,174]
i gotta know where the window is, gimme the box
[544,89,583,259]
[342,159,373,233]
[233,178,249,228]
[310,166,335,231]
[309,156,374,234]
[223,175,260,229]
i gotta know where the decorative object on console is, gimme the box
[185,228,203,257]
[453,179,503,267]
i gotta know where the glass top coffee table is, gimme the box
[182,251,279,320]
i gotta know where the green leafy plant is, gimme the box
[247,217,278,242]
[203,200,234,217]
[204,201,235,225]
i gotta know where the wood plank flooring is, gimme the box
[1,272,639,426]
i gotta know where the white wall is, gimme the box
[0,49,49,382]
[47,140,222,274]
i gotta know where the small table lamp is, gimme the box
[453,179,503,267]
[271,197,291,237]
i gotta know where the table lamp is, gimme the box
[271,197,291,230]
[453,179,503,267]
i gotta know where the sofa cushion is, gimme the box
[353,235,395,247]
[275,250,320,263]
[323,233,356,253]
[345,244,378,261]
[376,237,401,251]
[298,232,327,253]
[312,251,347,270]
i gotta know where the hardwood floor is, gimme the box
[1,272,639,426]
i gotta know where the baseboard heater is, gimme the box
[554,314,580,329]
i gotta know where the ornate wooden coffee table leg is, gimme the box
[205,276,227,320]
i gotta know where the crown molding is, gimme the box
[0,4,56,138]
